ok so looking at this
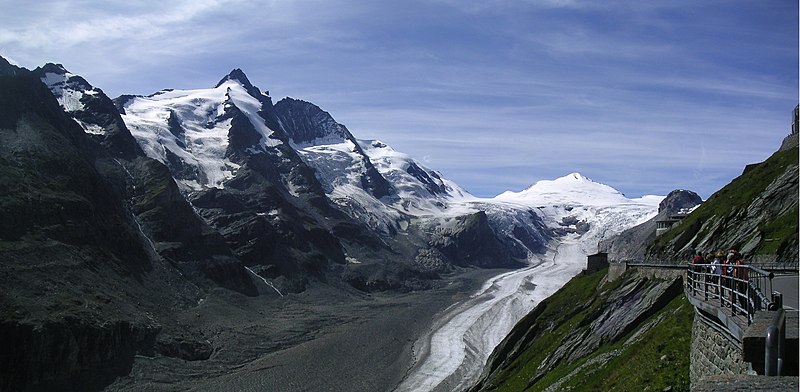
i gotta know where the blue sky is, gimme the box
[1,0,797,198]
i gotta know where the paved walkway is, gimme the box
[772,274,799,310]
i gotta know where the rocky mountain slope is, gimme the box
[1,58,260,391]
[0,56,666,391]
[646,145,798,263]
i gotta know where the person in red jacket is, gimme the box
[691,251,704,289]
[732,251,749,310]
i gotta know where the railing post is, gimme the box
[771,291,783,311]
[765,308,786,376]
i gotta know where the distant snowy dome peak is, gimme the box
[565,172,591,182]
[495,172,639,207]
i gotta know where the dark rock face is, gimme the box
[0,318,160,392]
[274,97,394,199]
[406,162,447,196]
[274,97,352,144]
[425,211,522,269]
[222,103,264,161]
[189,164,348,290]
[659,189,703,214]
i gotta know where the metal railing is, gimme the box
[685,263,775,325]
[630,259,799,272]
[765,308,786,376]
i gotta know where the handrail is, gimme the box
[765,308,786,376]
[685,263,776,325]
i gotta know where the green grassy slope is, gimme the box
[473,268,693,392]
[648,146,798,260]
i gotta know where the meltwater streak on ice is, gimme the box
[395,240,588,392]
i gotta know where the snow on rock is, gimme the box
[359,139,471,212]
[39,65,106,135]
[121,79,280,190]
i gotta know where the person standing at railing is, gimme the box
[691,251,704,289]
[732,250,749,309]
[704,252,715,292]
[721,252,734,303]
[711,253,722,295]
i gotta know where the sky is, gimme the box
[0,0,797,199]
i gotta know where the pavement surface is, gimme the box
[772,274,799,310]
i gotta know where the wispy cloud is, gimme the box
[0,0,795,198]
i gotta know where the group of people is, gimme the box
[690,249,749,309]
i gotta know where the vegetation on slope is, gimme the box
[472,268,692,392]
[649,146,798,260]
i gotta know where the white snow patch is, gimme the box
[74,118,106,135]
[121,80,277,189]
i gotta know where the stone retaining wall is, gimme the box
[690,311,752,385]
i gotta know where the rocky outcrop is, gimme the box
[421,211,522,270]
[601,189,702,261]
[32,63,144,160]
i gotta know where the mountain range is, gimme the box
[1,56,686,391]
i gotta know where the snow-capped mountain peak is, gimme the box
[215,68,266,99]
[37,63,105,133]
[495,172,634,207]
[120,71,284,190]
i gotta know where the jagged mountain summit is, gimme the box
[115,68,540,281]
[119,70,284,190]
